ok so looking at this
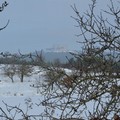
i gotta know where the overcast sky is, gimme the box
[0,0,113,53]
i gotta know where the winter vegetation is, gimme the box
[0,0,120,120]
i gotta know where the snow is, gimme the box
[0,71,40,97]
[0,81,36,96]
[0,65,41,96]
[0,65,118,119]
[0,65,46,119]
[0,65,75,119]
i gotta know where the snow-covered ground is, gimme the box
[0,65,45,119]
[0,65,117,119]
[0,65,73,119]
[0,64,72,97]
[0,66,42,97]
[0,81,36,96]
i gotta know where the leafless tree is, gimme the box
[0,0,120,120]
[16,62,33,82]
[0,1,9,31]
[3,64,16,83]
[0,98,42,120]
[38,0,120,119]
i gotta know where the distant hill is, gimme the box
[43,52,73,63]
[43,51,73,63]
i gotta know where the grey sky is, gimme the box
[0,0,112,53]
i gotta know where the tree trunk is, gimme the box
[11,78,14,83]
[21,74,24,82]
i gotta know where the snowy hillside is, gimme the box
[0,65,72,97]
[0,65,73,119]
[0,65,43,97]
[0,64,117,119]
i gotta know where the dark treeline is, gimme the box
[0,51,119,76]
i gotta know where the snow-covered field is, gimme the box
[0,66,41,97]
[0,65,73,119]
[0,65,118,119]
[0,66,72,97]
[0,65,45,118]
